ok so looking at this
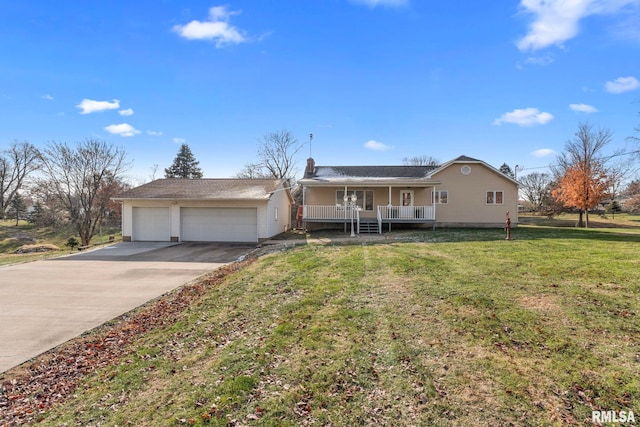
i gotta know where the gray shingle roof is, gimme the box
[307,165,438,179]
[114,179,286,200]
[451,155,481,163]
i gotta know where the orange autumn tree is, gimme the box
[551,122,613,228]
[552,161,608,228]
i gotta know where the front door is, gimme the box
[401,190,414,207]
[399,190,414,219]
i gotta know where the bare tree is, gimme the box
[234,162,270,179]
[402,155,439,166]
[627,108,639,144]
[150,164,159,181]
[0,141,41,219]
[258,129,304,180]
[39,139,129,246]
[623,180,640,213]
[606,159,633,214]
[519,172,551,212]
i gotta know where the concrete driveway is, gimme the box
[0,242,255,373]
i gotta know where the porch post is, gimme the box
[388,186,392,232]
[344,185,348,233]
[432,185,436,221]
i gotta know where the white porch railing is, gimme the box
[303,205,435,221]
[377,205,435,221]
[303,205,355,220]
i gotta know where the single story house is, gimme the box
[113,179,293,243]
[298,155,518,233]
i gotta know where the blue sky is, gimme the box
[1,0,639,182]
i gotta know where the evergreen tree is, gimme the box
[164,144,203,178]
[7,193,27,226]
[607,200,622,218]
[499,163,515,178]
[27,201,45,225]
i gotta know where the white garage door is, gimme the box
[181,207,258,243]
[132,207,171,241]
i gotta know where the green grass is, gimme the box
[0,220,121,265]
[13,225,640,426]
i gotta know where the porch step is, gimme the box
[358,221,379,234]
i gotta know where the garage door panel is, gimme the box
[181,207,257,243]
[132,207,170,241]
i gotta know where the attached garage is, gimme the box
[115,179,292,243]
[132,207,170,241]
[181,207,258,243]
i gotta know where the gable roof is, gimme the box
[298,155,518,187]
[428,155,519,185]
[299,163,441,186]
[114,179,289,201]
[449,155,481,163]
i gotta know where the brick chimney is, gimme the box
[305,157,316,177]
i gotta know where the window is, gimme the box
[337,190,374,211]
[274,207,278,221]
[432,190,448,204]
[486,191,503,205]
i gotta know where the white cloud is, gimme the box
[525,55,554,66]
[173,6,247,47]
[173,137,186,144]
[531,148,556,158]
[604,76,640,93]
[147,130,163,136]
[104,123,141,137]
[42,94,54,101]
[118,108,134,116]
[569,103,598,113]
[492,108,554,126]
[516,0,640,51]
[77,99,120,114]
[364,140,393,151]
[350,0,409,7]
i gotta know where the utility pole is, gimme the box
[514,164,524,179]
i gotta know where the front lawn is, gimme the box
[3,226,639,426]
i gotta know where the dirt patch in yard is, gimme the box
[13,244,60,254]
[517,294,562,315]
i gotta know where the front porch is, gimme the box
[302,205,436,234]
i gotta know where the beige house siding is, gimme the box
[431,162,518,227]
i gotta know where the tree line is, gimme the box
[0,130,304,246]
[0,139,129,246]
[518,121,640,227]
[3,121,637,246]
